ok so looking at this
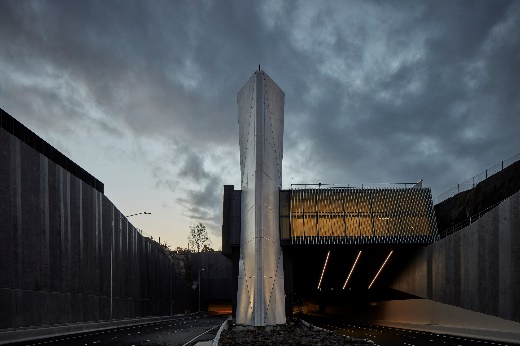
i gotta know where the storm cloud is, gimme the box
[1,0,519,244]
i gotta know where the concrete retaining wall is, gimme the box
[392,190,520,322]
[0,127,190,330]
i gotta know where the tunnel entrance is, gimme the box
[285,244,424,315]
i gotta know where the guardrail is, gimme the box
[290,182,422,189]
[433,153,520,205]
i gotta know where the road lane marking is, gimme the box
[181,325,219,346]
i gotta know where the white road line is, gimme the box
[181,325,219,346]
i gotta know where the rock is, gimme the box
[218,322,373,346]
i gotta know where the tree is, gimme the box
[201,244,214,252]
[160,242,172,253]
[188,222,211,253]
[173,246,194,255]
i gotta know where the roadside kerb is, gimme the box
[212,318,231,346]
[373,320,520,344]
[0,315,194,345]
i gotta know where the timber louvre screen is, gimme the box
[284,187,438,245]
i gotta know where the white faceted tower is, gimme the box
[236,70,286,326]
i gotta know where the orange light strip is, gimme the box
[368,250,393,289]
[317,251,331,290]
[343,250,362,289]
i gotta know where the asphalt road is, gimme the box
[6,315,227,346]
[303,315,520,346]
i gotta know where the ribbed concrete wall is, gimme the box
[392,190,520,322]
[0,127,189,330]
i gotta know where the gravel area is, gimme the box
[218,322,373,346]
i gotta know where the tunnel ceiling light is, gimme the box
[368,250,393,289]
[317,251,331,290]
[343,250,362,289]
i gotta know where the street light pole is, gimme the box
[126,211,151,218]
[110,211,151,321]
[110,211,114,322]
[198,267,205,312]
[198,268,200,312]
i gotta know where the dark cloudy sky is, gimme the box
[1,1,519,248]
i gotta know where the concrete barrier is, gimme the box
[0,315,180,345]
[392,190,520,324]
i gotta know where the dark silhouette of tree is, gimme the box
[160,242,171,252]
[188,222,211,252]
[173,246,194,255]
[201,244,214,252]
